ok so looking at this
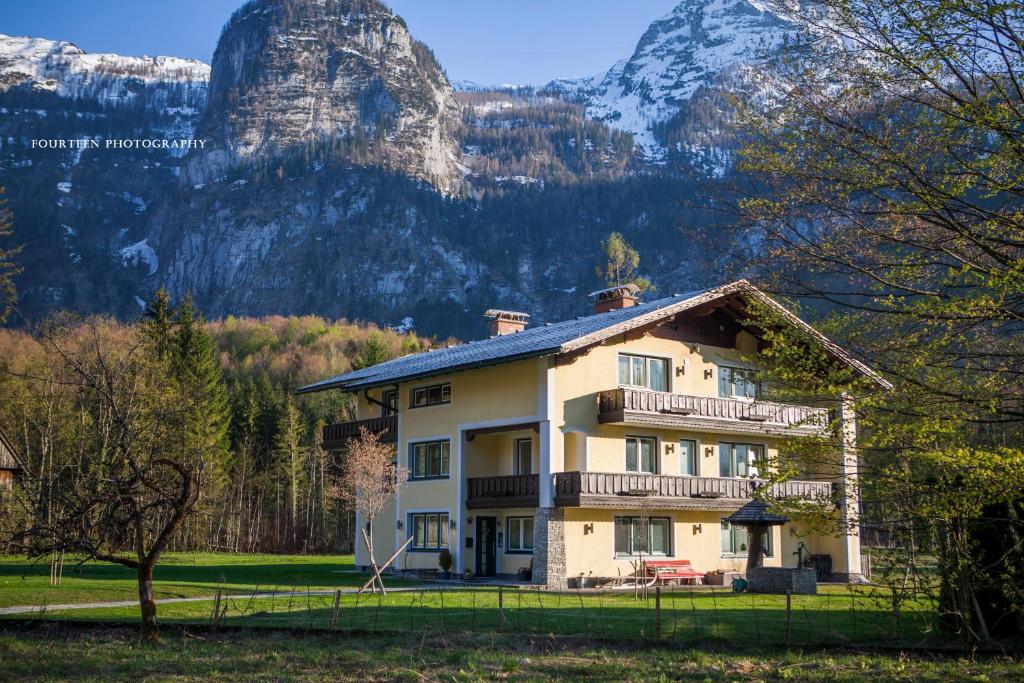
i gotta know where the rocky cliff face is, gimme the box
[0,0,771,338]
[186,0,461,192]
[562,0,806,161]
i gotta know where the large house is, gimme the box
[298,281,889,587]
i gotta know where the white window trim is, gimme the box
[718,441,768,479]
[679,437,700,477]
[617,351,674,393]
[612,515,674,559]
[624,434,660,475]
[720,519,774,558]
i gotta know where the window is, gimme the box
[717,365,765,399]
[410,512,449,550]
[718,442,764,478]
[626,436,658,474]
[721,519,773,557]
[410,383,451,408]
[614,517,671,557]
[506,517,534,553]
[618,354,669,392]
[515,438,532,475]
[409,440,450,479]
[680,439,698,476]
[381,389,398,417]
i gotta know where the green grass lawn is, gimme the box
[2,551,943,648]
[0,552,382,608]
[2,626,1021,682]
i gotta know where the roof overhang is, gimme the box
[561,280,892,390]
[296,280,891,395]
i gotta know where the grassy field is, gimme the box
[2,626,1021,682]
[0,553,383,608]
[0,553,947,649]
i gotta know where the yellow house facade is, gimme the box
[299,281,889,587]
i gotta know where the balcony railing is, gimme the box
[464,471,832,511]
[555,471,832,509]
[598,388,830,436]
[322,415,397,449]
[466,474,539,509]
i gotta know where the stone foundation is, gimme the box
[747,567,816,594]
[532,507,566,588]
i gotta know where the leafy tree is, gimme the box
[735,0,1024,642]
[597,231,652,294]
[351,331,391,370]
[0,188,23,323]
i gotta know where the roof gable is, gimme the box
[296,280,891,394]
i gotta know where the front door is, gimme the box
[475,516,497,577]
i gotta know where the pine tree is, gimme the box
[274,397,306,547]
[351,332,391,370]
[0,188,22,324]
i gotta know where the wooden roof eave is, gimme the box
[558,280,893,392]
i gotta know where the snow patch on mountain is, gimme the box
[0,34,209,107]
[565,0,805,159]
[120,239,158,275]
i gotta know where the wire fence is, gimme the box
[152,582,948,649]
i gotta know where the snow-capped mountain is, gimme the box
[0,34,209,111]
[569,0,803,159]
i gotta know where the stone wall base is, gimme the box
[747,567,817,594]
[532,507,566,588]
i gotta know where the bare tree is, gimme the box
[330,427,406,592]
[9,317,208,641]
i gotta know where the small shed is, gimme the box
[0,429,21,490]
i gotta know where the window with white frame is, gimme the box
[614,516,671,557]
[506,517,534,553]
[717,365,765,399]
[618,353,669,392]
[680,439,698,476]
[720,519,773,557]
[410,512,449,550]
[409,440,450,479]
[718,442,764,478]
[626,435,658,474]
[514,438,532,475]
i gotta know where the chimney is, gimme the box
[591,284,640,313]
[484,309,530,336]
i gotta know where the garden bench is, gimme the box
[643,559,704,586]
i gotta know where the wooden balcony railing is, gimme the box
[598,388,830,436]
[554,471,832,510]
[464,471,832,511]
[322,415,397,449]
[466,474,539,509]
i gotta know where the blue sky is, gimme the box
[1,1,680,85]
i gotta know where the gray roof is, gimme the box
[726,499,789,525]
[296,280,891,394]
[297,289,708,393]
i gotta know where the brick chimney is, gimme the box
[591,284,640,313]
[484,309,530,336]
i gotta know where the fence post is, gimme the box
[655,586,662,638]
[331,589,341,629]
[785,590,792,644]
[498,585,506,631]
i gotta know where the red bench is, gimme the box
[643,560,704,586]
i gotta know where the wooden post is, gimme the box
[498,585,506,630]
[331,589,341,629]
[655,586,662,638]
[785,589,792,644]
[359,535,414,594]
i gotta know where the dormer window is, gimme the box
[618,353,669,392]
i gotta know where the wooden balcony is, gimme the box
[464,471,833,511]
[466,474,539,509]
[597,388,830,437]
[322,415,397,450]
[554,471,833,511]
